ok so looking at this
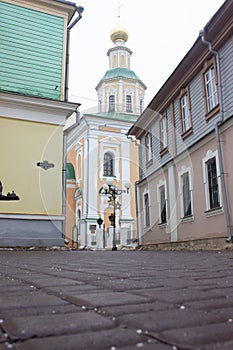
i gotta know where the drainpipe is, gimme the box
[135,180,141,248]
[65,6,84,101]
[199,30,232,243]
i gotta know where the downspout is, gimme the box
[62,6,83,242]
[199,30,232,243]
[135,180,141,247]
[65,6,84,101]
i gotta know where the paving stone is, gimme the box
[43,284,106,295]
[0,285,35,295]
[14,327,148,350]
[0,293,68,310]
[195,339,233,350]
[118,342,171,350]
[63,291,150,307]
[131,287,226,304]
[0,329,6,343]
[90,277,160,291]
[118,308,225,333]
[0,344,14,350]
[0,304,82,319]
[184,297,233,311]
[3,311,114,340]
[1,251,233,349]
[210,307,233,320]
[158,322,233,348]
[21,277,79,288]
[100,301,174,317]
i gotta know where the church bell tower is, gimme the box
[96,23,146,115]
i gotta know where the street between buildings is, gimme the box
[0,250,233,349]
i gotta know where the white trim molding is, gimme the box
[202,149,222,211]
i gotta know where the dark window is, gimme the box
[182,172,192,217]
[160,185,167,224]
[126,95,132,112]
[207,157,220,209]
[109,95,115,112]
[140,99,143,114]
[103,152,114,176]
[144,193,150,227]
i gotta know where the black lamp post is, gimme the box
[97,217,103,228]
[103,178,131,251]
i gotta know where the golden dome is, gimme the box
[110,26,128,43]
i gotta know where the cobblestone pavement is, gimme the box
[0,250,233,349]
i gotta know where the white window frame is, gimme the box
[178,166,193,219]
[109,94,115,112]
[143,189,150,228]
[124,90,134,113]
[160,113,168,152]
[145,132,152,163]
[181,94,191,132]
[75,144,83,182]
[100,138,120,180]
[103,151,114,177]
[202,150,222,211]
[126,94,132,112]
[204,67,218,113]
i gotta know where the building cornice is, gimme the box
[0,91,80,125]
[2,0,77,22]
[107,46,133,56]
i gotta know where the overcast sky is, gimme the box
[68,0,226,112]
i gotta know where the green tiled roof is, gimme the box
[86,112,139,123]
[101,68,139,81]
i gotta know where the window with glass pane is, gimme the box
[160,116,167,150]
[109,95,115,112]
[103,152,114,176]
[181,94,191,132]
[205,67,218,112]
[182,172,192,217]
[207,157,220,209]
[126,95,132,112]
[160,185,167,224]
[99,100,102,113]
[144,193,150,227]
[145,132,152,162]
[140,99,143,114]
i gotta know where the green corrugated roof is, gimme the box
[101,68,139,81]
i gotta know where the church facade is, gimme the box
[65,25,146,249]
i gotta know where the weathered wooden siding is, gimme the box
[0,1,64,100]
[221,38,233,119]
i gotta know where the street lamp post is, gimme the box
[103,178,131,251]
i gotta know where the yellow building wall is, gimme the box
[0,117,63,215]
